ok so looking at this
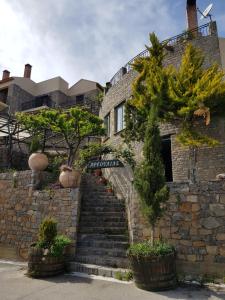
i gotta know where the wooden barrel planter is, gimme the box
[129,252,177,291]
[27,246,65,278]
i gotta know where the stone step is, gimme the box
[79,221,126,228]
[81,202,124,210]
[80,211,126,217]
[75,254,130,268]
[81,206,125,213]
[80,215,125,223]
[76,246,127,258]
[66,262,131,279]
[82,196,123,203]
[77,239,129,250]
[79,227,127,235]
[78,233,129,242]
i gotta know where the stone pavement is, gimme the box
[0,262,225,300]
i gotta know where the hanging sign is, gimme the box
[87,159,124,169]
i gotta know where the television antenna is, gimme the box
[197,3,213,21]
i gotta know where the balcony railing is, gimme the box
[110,22,216,86]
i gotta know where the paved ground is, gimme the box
[0,262,225,300]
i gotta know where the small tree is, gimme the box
[134,105,169,240]
[17,107,105,167]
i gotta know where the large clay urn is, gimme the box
[28,153,49,171]
[59,165,81,188]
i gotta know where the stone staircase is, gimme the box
[67,173,130,278]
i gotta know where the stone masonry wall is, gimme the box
[155,181,225,277]
[103,165,225,277]
[0,171,80,260]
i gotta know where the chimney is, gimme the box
[186,0,198,31]
[2,70,10,80]
[24,63,32,79]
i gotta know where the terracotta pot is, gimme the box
[106,187,113,193]
[28,153,49,171]
[98,177,107,185]
[94,169,102,176]
[59,169,81,188]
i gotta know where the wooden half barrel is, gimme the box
[129,252,177,291]
[28,247,65,278]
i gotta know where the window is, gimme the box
[115,102,125,133]
[161,135,173,182]
[76,94,84,105]
[104,113,110,137]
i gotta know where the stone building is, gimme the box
[100,1,225,277]
[0,64,103,115]
[0,65,103,168]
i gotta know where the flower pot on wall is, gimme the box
[28,153,49,171]
[94,169,102,176]
[59,165,81,188]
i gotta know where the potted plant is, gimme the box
[38,108,104,188]
[28,217,71,278]
[106,182,113,193]
[94,169,102,176]
[127,241,176,291]
[59,165,80,188]
[16,113,49,171]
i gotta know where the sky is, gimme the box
[0,0,224,87]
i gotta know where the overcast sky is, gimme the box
[0,0,224,87]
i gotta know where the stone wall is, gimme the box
[155,180,225,277]
[103,165,225,277]
[0,171,80,260]
[7,84,34,113]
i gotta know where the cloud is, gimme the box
[0,0,182,86]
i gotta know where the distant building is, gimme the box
[0,64,103,115]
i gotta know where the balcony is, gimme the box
[109,22,217,87]
[21,95,56,111]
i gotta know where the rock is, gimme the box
[216,173,225,180]
[201,217,220,229]
[216,233,225,240]
[192,203,200,212]
[206,246,218,255]
[180,202,192,212]
[187,195,198,203]
[209,204,225,217]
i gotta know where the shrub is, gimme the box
[50,235,71,257]
[127,240,174,258]
[38,217,57,248]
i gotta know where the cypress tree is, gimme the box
[134,104,169,237]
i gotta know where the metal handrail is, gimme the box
[110,22,213,86]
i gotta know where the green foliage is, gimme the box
[17,107,104,166]
[114,147,136,170]
[134,107,169,225]
[76,142,112,169]
[38,217,57,248]
[124,34,225,147]
[76,142,135,170]
[47,155,66,178]
[127,240,174,258]
[50,235,71,257]
[115,271,133,281]
[16,111,47,153]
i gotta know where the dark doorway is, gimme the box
[161,135,173,182]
